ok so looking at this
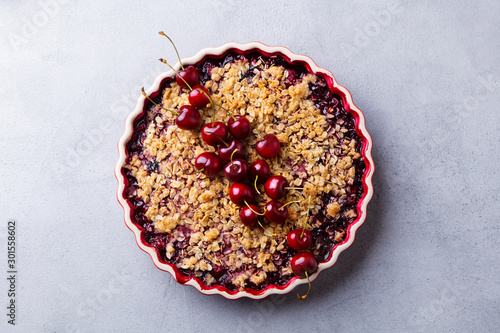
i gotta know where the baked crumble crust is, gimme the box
[124,55,363,290]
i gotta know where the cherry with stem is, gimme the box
[243,201,275,236]
[249,160,270,193]
[158,32,199,89]
[218,140,246,163]
[254,175,261,194]
[141,88,201,130]
[194,152,223,177]
[224,157,249,182]
[291,251,318,300]
[202,122,229,146]
[141,88,178,115]
[160,58,213,109]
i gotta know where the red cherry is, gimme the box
[194,152,222,177]
[176,66,198,89]
[264,175,289,200]
[217,139,246,163]
[157,32,199,89]
[291,252,318,278]
[201,122,229,146]
[211,265,226,278]
[248,160,270,184]
[224,159,249,182]
[227,115,251,140]
[239,205,261,228]
[255,134,280,159]
[229,183,256,206]
[189,85,211,108]
[264,200,288,224]
[287,229,313,251]
[175,105,201,130]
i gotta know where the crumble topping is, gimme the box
[124,54,363,290]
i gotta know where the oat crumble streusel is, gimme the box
[123,53,365,291]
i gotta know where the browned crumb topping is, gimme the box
[124,58,360,289]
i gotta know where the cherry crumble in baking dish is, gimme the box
[117,36,374,299]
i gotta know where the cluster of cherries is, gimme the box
[144,32,318,299]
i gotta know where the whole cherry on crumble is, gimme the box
[217,139,246,163]
[255,134,280,159]
[201,122,229,146]
[211,265,226,279]
[227,115,251,140]
[229,183,256,206]
[176,105,201,130]
[158,31,199,89]
[189,85,212,108]
[224,158,249,182]
[264,175,289,200]
[141,88,201,130]
[248,160,270,184]
[287,229,313,251]
[263,200,288,224]
[194,152,223,177]
[176,66,198,89]
[239,204,261,228]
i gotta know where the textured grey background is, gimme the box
[1,0,499,332]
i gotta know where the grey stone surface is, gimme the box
[1,0,499,332]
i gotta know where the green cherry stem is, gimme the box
[158,32,184,70]
[230,149,239,170]
[301,196,312,238]
[244,201,265,216]
[186,168,203,176]
[159,58,193,91]
[285,187,304,190]
[297,271,311,300]
[141,88,179,115]
[207,131,227,146]
[214,103,236,121]
[198,88,215,109]
[159,59,215,110]
[243,202,275,236]
[279,200,301,211]
[258,221,276,236]
[254,175,261,194]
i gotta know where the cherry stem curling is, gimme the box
[297,271,311,300]
[230,149,239,169]
[244,203,275,236]
[141,88,179,115]
[244,201,265,216]
[254,175,261,194]
[254,127,263,140]
[257,221,276,236]
[158,32,184,70]
[279,200,301,211]
[159,58,193,91]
